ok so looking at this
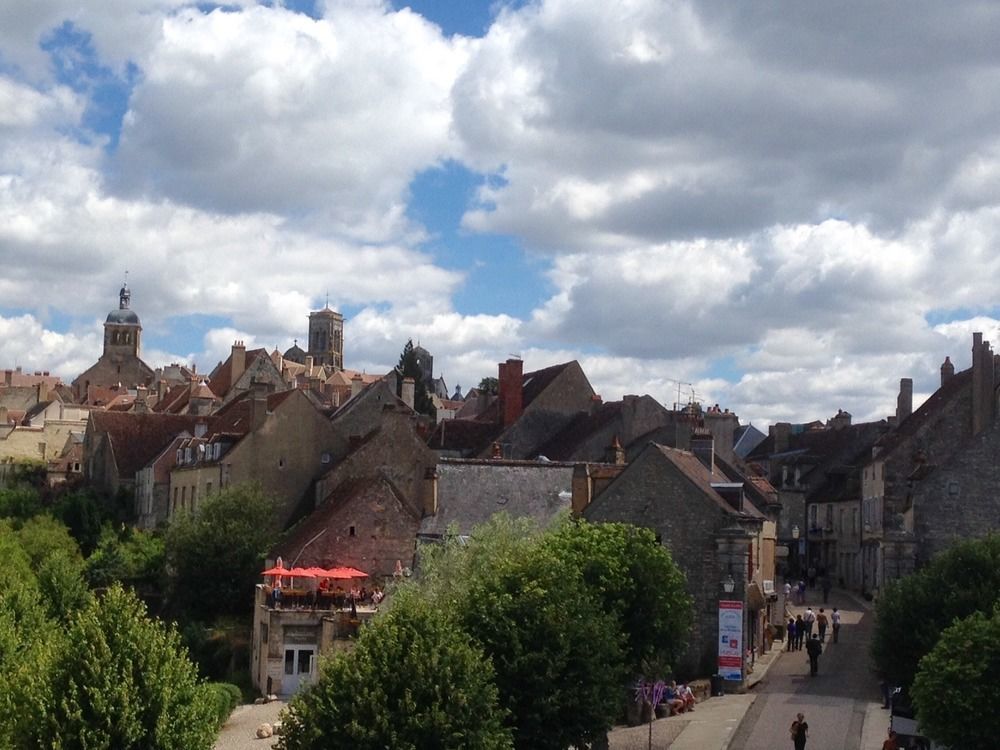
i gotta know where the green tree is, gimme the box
[911,608,1000,750]
[0,483,43,520]
[22,584,216,750]
[85,525,165,593]
[420,515,624,750]
[164,483,279,619]
[477,376,499,394]
[397,339,436,417]
[871,534,1000,688]
[16,513,91,621]
[37,550,93,622]
[52,487,114,554]
[544,519,692,677]
[16,514,83,568]
[279,592,512,750]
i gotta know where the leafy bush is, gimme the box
[912,608,1000,750]
[279,592,512,750]
[201,682,243,729]
[871,533,1000,688]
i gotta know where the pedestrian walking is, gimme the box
[803,607,816,639]
[882,729,899,750]
[816,608,828,641]
[787,617,797,651]
[821,576,832,603]
[831,607,841,643]
[797,579,806,604]
[795,615,805,650]
[784,580,792,601]
[790,712,809,750]
[806,634,822,676]
[807,565,817,588]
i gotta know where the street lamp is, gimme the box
[791,525,800,540]
[722,574,736,593]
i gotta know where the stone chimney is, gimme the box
[571,464,592,516]
[770,422,792,454]
[972,332,995,436]
[231,341,247,384]
[497,358,524,427]
[401,377,415,411]
[350,373,364,399]
[422,466,438,516]
[896,378,913,423]
[940,356,955,387]
[0,406,8,425]
[36,381,49,403]
[3,370,12,386]
[305,355,314,375]
[604,435,625,465]
[250,381,268,432]
[691,427,715,473]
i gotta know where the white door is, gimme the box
[282,646,316,695]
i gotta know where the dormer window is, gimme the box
[176,449,182,464]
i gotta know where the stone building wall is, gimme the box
[583,448,730,678]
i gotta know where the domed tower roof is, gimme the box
[106,308,140,325]
[283,340,307,364]
[107,280,140,326]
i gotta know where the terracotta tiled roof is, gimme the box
[652,444,762,518]
[153,383,189,413]
[207,348,267,398]
[89,411,211,479]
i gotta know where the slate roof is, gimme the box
[427,362,578,455]
[153,383,190,413]
[418,459,575,538]
[89,411,212,479]
[872,367,972,459]
[533,400,624,460]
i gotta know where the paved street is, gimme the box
[729,589,884,750]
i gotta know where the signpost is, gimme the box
[718,600,744,681]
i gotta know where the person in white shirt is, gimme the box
[803,607,816,639]
[831,607,842,643]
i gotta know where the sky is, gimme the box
[4,0,1000,428]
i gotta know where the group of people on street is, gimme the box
[785,606,841,656]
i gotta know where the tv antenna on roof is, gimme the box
[508,353,522,360]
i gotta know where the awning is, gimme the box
[747,581,766,611]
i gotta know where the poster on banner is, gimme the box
[718,600,743,681]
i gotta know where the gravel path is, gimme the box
[214,701,287,750]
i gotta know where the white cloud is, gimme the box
[112,3,468,242]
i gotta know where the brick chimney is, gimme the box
[497,358,523,427]
[422,466,438,516]
[231,341,247,384]
[3,370,11,386]
[940,356,955,387]
[401,377,415,411]
[896,378,913,423]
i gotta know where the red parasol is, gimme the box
[286,567,317,578]
[262,566,289,576]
